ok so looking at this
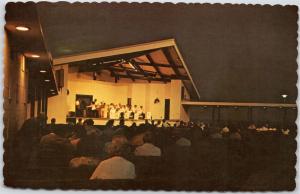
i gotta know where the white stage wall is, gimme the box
[47,65,189,123]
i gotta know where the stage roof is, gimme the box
[5,3,297,103]
[54,39,200,100]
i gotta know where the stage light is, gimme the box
[92,63,97,66]
[128,62,134,68]
[44,79,50,82]
[40,70,47,73]
[50,89,55,92]
[16,26,30,31]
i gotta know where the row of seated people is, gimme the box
[6,114,296,190]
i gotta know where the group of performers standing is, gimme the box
[76,99,146,119]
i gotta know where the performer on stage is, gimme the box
[87,99,98,118]
[109,104,116,119]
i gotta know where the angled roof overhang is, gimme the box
[53,39,200,100]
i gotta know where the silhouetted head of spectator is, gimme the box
[151,120,155,125]
[229,124,238,133]
[50,118,56,125]
[106,119,114,128]
[112,134,128,145]
[105,141,132,159]
[143,132,154,144]
[188,121,195,128]
[75,125,86,138]
[84,119,94,126]
[119,118,125,126]
[179,121,185,128]
[131,122,137,128]
[52,124,66,137]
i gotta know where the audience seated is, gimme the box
[90,141,135,180]
[248,123,256,130]
[12,113,48,172]
[134,132,161,156]
[39,124,74,168]
[10,116,296,189]
[69,156,100,169]
[281,128,290,135]
[229,125,242,140]
[210,127,223,139]
[76,119,105,158]
[176,136,192,146]
[130,132,146,146]
[160,119,170,128]
[102,119,115,143]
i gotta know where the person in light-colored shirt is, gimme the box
[90,141,135,180]
[176,137,192,146]
[90,155,135,180]
[134,132,161,156]
[222,126,230,133]
[248,123,256,130]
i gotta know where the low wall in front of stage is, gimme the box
[47,65,189,123]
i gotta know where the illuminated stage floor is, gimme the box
[67,117,178,126]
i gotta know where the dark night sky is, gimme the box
[36,3,298,103]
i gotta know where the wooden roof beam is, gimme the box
[107,66,156,76]
[170,75,189,80]
[162,48,182,76]
[130,59,149,77]
[133,61,184,68]
[146,54,167,83]
[117,74,171,82]
[119,63,135,82]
